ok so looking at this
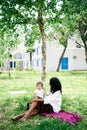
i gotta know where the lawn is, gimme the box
[0,70,87,130]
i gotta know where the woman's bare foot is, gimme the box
[11,116,20,121]
[11,114,25,121]
[19,117,27,121]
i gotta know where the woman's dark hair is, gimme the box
[50,77,62,93]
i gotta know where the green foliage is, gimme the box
[57,25,70,48]
[0,0,64,40]
[26,25,41,49]
[60,0,87,62]
[61,0,87,39]
[0,0,87,45]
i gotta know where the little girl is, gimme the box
[27,82,44,110]
[34,82,44,98]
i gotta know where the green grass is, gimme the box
[0,70,87,130]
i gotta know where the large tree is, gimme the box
[61,0,87,63]
[0,0,61,85]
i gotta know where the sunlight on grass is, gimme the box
[9,90,27,95]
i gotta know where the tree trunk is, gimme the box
[56,47,66,71]
[78,20,87,63]
[84,41,87,63]
[8,59,11,77]
[38,6,46,86]
[30,52,32,67]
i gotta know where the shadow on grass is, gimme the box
[0,76,21,80]
[69,71,87,76]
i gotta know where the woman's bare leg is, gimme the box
[21,101,38,120]
[12,113,25,121]
[29,109,37,116]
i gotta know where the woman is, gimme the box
[12,77,62,121]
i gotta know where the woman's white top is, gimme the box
[34,89,44,98]
[44,90,62,112]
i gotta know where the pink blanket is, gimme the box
[42,110,82,126]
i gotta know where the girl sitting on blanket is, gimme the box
[12,77,62,121]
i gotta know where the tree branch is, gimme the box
[70,35,85,48]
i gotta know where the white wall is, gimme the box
[46,44,63,71]
[59,49,74,71]
[31,39,87,71]
[72,49,87,70]
[59,48,87,71]
[46,40,63,71]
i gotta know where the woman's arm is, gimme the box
[44,91,62,104]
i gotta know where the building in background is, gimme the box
[4,38,87,71]
[31,38,87,71]
[4,43,30,70]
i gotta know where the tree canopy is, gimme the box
[0,0,87,79]
[60,0,87,62]
[0,0,62,83]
